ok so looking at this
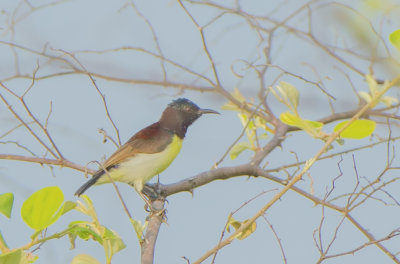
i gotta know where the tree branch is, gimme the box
[141,200,165,264]
[0,154,92,174]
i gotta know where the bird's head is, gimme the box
[160,98,219,137]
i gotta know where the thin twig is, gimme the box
[55,49,122,146]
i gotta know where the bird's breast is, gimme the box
[106,135,183,191]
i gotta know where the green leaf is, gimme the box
[229,142,252,160]
[71,254,101,264]
[68,221,103,244]
[389,29,400,51]
[279,112,302,126]
[21,186,64,231]
[103,227,126,255]
[0,193,14,219]
[60,201,77,216]
[68,221,125,257]
[70,196,125,258]
[0,249,33,264]
[280,112,323,138]
[334,119,376,139]
[0,250,24,264]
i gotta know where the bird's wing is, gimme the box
[102,122,173,169]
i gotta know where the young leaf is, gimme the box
[21,186,64,231]
[70,195,124,252]
[366,74,379,96]
[381,96,398,107]
[336,138,345,145]
[0,193,14,219]
[232,87,246,103]
[277,81,299,110]
[71,254,101,264]
[237,113,249,127]
[220,102,238,111]
[280,112,323,138]
[226,216,240,233]
[226,216,257,240]
[254,116,271,132]
[334,119,376,139]
[74,195,97,219]
[270,81,300,113]
[359,76,395,107]
[68,220,125,255]
[230,142,252,160]
[389,29,400,51]
[236,219,257,240]
[358,91,372,103]
[280,112,303,127]
[68,221,104,244]
[130,218,147,243]
[60,201,77,216]
[221,88,247,111]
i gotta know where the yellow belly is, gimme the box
[97,135,183,192]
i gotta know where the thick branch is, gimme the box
[252,122,288,165]
[141,200,165,264]
[157,164,261,197]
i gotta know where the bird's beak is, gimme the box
[199,108,220,115]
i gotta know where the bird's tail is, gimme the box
[74,170,104,196]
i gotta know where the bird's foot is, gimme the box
[139,190,166,214]
[149,207,166,217]
[144,200,167,221]
[142,184,160,200]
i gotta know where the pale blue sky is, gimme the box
[1,1,400,263]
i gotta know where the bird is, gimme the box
[75,98,219,205]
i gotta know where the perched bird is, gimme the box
[75,98,219,203]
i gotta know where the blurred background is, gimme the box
[1,0,400,263]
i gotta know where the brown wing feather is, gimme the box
[103,122,173,168]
